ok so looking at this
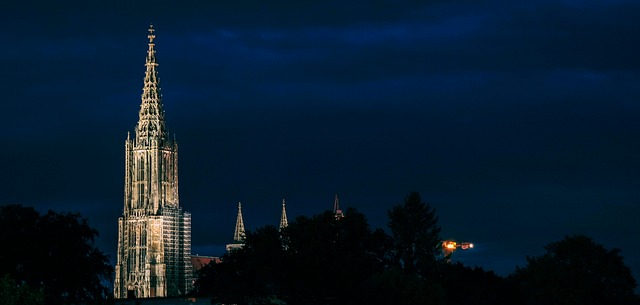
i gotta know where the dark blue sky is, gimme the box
[1,0,639,286]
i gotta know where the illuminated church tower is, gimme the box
[114,25,193,299]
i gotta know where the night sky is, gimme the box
[1,0,639,288]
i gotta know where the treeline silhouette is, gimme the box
[193,192,639,305]
[0,193,638,305]
[0,205,112,305]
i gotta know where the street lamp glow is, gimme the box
[442,240,475,262]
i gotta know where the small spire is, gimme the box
[280,199,288,230]
[233,202,246,242]
[333,194,344,220]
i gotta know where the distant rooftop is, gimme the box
[190,255,220,271]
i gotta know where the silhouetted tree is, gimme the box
[510,234,638,305]
[245,225,287,295]
[387,192,443,276]
[440,262,517,305]
[193,196,640,305]
[191,259,217,296]
[198,248,252,305]
[194,225,288,304]
[357,268,445,305]
[283,208,385,305]
[0,205,113,305]
[0,274,44,305]
[196,208,386,305]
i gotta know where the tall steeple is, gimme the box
[280,199,288,230]
[136,24,168,143]
[115,25,192,299]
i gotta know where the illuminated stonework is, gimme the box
[226,202,246,251]
[114,25,193,299]
[280,199,288,230]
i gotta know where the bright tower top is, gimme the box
[136,23,168,143]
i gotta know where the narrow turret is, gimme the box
[280,199,288,230]
[226,202,246,251]
[333,194,344,220]
[233,202,246,242]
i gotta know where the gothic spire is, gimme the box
[279,199,288,230]
[333,194,344,220]
[233,202,246,242]
[136,24,168,142]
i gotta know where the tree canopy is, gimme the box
[0,204,113,305]
[510,234,638,305]
[193,194,639,305]
[0,274,44,305]
[195,193,451,305]
[387,191,443,276]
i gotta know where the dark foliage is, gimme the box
[387,192,443,276]
[195,208,389,305]
[193,225,289,304]
[510,234,638,305]
[283,209,386,305]
[0,274,44,305]
[0,204,113,305]
[440,263,518,305]
[357,268,445,305]
[194,194,640,305]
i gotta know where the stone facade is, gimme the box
[114,25,193,299]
